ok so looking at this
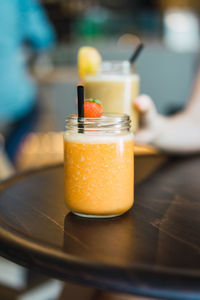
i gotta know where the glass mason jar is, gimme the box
[64,114,134,218]
[83,61,140,132]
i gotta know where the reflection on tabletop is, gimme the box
[63,212,136,265]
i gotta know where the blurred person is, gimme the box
[134,64,200,154]
[0,0,55,166]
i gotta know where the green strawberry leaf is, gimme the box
[85,98,102,105]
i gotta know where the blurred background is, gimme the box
[0,0,200,299]
[1,0,200,173]
[39,0,200,119]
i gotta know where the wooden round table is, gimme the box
[0,155,200,299]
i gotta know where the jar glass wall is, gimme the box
[64,114,134,218]
[83,61,139,132]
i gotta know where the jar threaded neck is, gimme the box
[65,114,131,134]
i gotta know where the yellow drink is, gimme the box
[64,132,134,217]
[84,61,139,132]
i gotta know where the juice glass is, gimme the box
[64,114,134,218]
[84,61,139,132]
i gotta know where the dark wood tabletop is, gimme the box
[0,155,200,300]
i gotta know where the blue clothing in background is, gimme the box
[0,0,55,123]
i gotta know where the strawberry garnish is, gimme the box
[84,98,103,118]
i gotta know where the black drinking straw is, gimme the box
[77,85,84,133]
[129,42,144,64]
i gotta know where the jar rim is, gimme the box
[101,60,130,66]
[66,113,130,122]
[65,113,131,132]
[99,60,131,75]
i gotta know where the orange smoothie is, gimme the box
[64,133,134,217]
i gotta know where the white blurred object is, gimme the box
[0,257,27,289]
[17,279,63,300]
[163,9,200,52]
